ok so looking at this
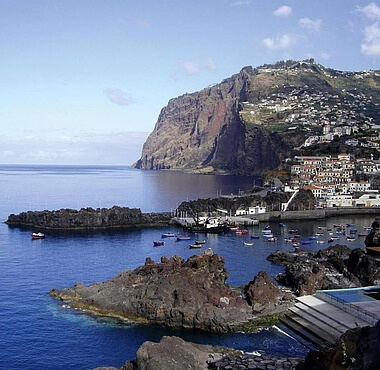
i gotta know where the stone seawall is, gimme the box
[251,207,379,222]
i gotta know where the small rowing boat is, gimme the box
[153,241,165,246]
[31,232,45,240]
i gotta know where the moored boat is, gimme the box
[194,240,206,245]
[176,234,191,241]
[161,233,175,238]
[31,232,45,240]
[189,244,202,249]
[153,241,165,246]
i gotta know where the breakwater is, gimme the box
[251,207,380,222]
[5,206,173,230]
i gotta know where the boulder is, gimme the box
[244,271,294,313]
[299,320,380,370]
[365,217,380,248]
[268,245,380,295]
[50,249,254,333]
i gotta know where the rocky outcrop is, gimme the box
[267,245,380,296]
[244,271,294,314]
[298,319,380,370]
[5,206,172,230]
[50,249,254,333]
[96,335,303,370]
[365,217,380,248]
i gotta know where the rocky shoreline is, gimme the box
[5,206,172,230]
[49,238,380,369]
[50,248,294,333]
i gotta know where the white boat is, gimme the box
[31,232,45,240]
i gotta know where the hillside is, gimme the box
[134,60,380,175]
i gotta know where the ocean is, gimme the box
[0,165,374,369]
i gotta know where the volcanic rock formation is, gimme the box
[50,249,254,333]
[268,245,380,295]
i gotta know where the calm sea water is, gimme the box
[0,165,374,369]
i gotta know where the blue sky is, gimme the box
[0,0,379,165]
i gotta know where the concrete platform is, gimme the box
[280,293,376,349]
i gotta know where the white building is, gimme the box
[326,195,354,207]
[354,194,380,207]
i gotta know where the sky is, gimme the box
[0,0,379,165]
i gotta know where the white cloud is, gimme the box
[273,5,292,18]
[135,18,150,27]
[262,33,297,52]
[181,60,200,76]
[299,18,322,32]
[104,88,136,106]
[172,57,217,80]
[361,22,380,56]
[356,3,380,57]
[230,0,250,7]
[357,2,380,21]
[204,57,217,71]
[320,52,330,60]
[0,132,149,165]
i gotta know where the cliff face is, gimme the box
[134,68,282,175]
[134,59,380,175]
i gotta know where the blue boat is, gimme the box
[161,233,175,238]
[251,235,260,239]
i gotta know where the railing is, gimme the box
[316,291,379,326]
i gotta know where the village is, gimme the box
[233,152,380,217]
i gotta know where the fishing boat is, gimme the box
[194,240,206,245]
[267,237,277,242]
[288,229,299,234]
[31,232,45,240]
[346,236,355,241]
[251,235,260,239]
[349,229,357,234]
[244,242,253,246]
[176,234,191,241]
[189,244,202,249]
[153,241,165,246]
[161,233,175,238]
[187,216,228,233]
[358,233,368,237]
[236,229,249,235]
[301,240,312,245]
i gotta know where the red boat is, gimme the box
[31,232,45,240]
[153,241,165,246]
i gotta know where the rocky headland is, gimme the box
[5,206,172,230]
[133,60,380,175]
[50,248,294,333]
